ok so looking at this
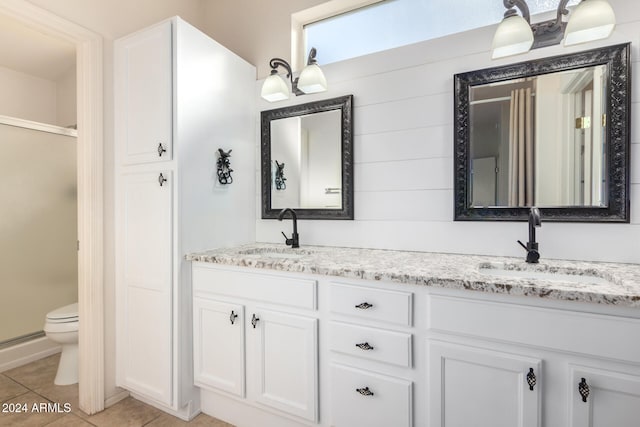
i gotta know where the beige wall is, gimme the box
[0,64,76,127]
[56,65,77,128]
[203,0,328,78]
[0,65,57,124]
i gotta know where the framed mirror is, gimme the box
[454,43,630,222]
[261,95,354,219]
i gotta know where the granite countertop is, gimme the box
[187,243,640,307]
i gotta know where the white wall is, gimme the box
[256,0,640,264]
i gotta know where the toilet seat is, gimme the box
[46,303,78,324]
[44,321,78,333]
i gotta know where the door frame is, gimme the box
[0,0,104,414]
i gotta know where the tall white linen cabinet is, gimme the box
[114,17,256,419]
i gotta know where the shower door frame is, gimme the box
[0,0,105,415]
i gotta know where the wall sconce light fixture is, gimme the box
[491,0,616,59]
[261,48,327,102]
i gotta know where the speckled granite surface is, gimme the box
[187,244,640,307]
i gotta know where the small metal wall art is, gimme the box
[274,160,286,190]
[216,148,233,185]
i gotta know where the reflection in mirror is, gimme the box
[271,110,342,210]
[469,65,607,208]
[454,43,630,222]
[261,95,353,219]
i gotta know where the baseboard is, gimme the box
[129,391,200,421]
[200,389,313,427]
[0,337,61,372]
[104,388,130,408]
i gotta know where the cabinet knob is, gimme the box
[356,387,374,396]
[578,378,590,403]
[355,342,375,351]
[229,310,238,325]
[355,302,373,310]
[157,143,167,157]
[251,313,260,329]
[158,173,167,187]
[526,368,537,391]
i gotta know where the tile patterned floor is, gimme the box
[0,354,234,426]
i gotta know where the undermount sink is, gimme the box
[237,247,314,260]
[478,263,615,286]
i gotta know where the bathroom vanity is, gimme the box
[188,244,640,427]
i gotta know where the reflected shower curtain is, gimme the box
[508,88,534,206]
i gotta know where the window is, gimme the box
[302,0,580,65]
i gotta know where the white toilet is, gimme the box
[44,303,79,385]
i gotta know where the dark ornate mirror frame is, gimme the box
[454,43,631,222]
[261,94,354,220]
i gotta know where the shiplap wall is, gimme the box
[255,0,640,264]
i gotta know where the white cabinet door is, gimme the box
[249,308,318,422]
[428,341,541,427]
[116,20,172,165]
[570,365,640,427]
[193,298,245,397]
[118,170,172,405]
[120,171,173,292]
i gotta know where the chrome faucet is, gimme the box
[518,207,541,263]
[278,208,299,248]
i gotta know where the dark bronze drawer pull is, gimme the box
[356,387,374,396]
[355,342,374,351]
[355,302,373,310]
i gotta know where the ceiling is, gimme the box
[0,12,75,82]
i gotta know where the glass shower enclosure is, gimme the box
[0,118,77,346]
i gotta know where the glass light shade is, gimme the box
[491,14,534,59]
[296,64,327,94]
[564,0,615,46]
[261,73,289,102]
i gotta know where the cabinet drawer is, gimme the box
[329,321,412,367]
[429,295,640,363]
[193,264,316,310]
[330,283,412,326]
[330,364,412,427]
